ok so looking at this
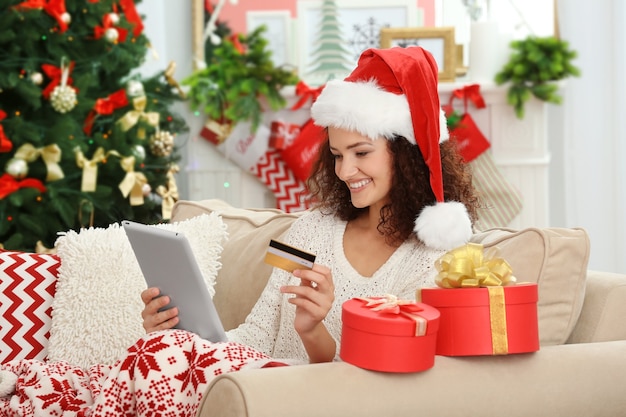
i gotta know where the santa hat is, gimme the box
[310,46,472,251]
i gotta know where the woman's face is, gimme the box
[328,127,393,210]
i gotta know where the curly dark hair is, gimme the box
[306,133,480,246]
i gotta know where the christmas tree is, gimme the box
[0,0,188,252]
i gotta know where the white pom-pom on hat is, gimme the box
[414,202,473,251]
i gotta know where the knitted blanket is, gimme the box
[0,330,277,416]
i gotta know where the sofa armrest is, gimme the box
[567,270,626,343]
[197,341,626,417]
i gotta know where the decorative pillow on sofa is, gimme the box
[47,213,227,369]
[171,199,302,330]
[470,227,590,346]
[0,250,59,364]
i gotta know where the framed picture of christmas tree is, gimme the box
[379,26,457,82]
[296,0,420,86]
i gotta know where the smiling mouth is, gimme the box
[348,179,372,190]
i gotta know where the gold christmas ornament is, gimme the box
[50,59,77,113]
[5,157,28,179]
[51,85,77,113]
[149,130,174,157]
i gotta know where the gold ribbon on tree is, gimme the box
[74,147,147,205]
[118,155,147,206]
[74,147,106,192]
[434,243,516,355]
[116,95,160,139]
[164,61,185,99]
[156,164,179,219]
[15,143,64,182]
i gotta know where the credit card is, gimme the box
[264,239,316,272]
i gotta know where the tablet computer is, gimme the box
[122,220,228,343]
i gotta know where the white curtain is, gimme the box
[557,0,625,273]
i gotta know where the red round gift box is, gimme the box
[340,298,440,373]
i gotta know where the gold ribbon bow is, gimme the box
[116,95,160,139]
[156,165,179,219]
[357,295,428,336]
[74,147,106,192]
[118,155,147,206]
[434,243,516,355]
[434,242,515,288]
[15,143,64,182]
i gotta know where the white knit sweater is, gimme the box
[227,209,446,362]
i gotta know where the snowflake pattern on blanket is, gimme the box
[0,330,276,417]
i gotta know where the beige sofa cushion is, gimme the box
[171,200,302,330]
[471,227,590,346]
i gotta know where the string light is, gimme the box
[223,182,230,188]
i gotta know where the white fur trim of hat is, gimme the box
[310,79,449,144]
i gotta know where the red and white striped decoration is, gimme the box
[0,250,59,363]
[251,150,311,213]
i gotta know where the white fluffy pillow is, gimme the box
[47,213,227,368]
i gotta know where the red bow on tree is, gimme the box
[0,110,13,153]
[119,0,144,38]
[14,0,70,33]
[83,89,129,135]
[0,173,47,199]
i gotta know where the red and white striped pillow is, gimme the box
[0,250,59,364]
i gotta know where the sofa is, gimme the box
[1,199,625,417]
[170,200,626,417]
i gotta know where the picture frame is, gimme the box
[379,27,456,82]
[191,0,205,69]
[296,0,419,86]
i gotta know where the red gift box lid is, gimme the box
[342,297,440,337]
[419,282,538,307]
